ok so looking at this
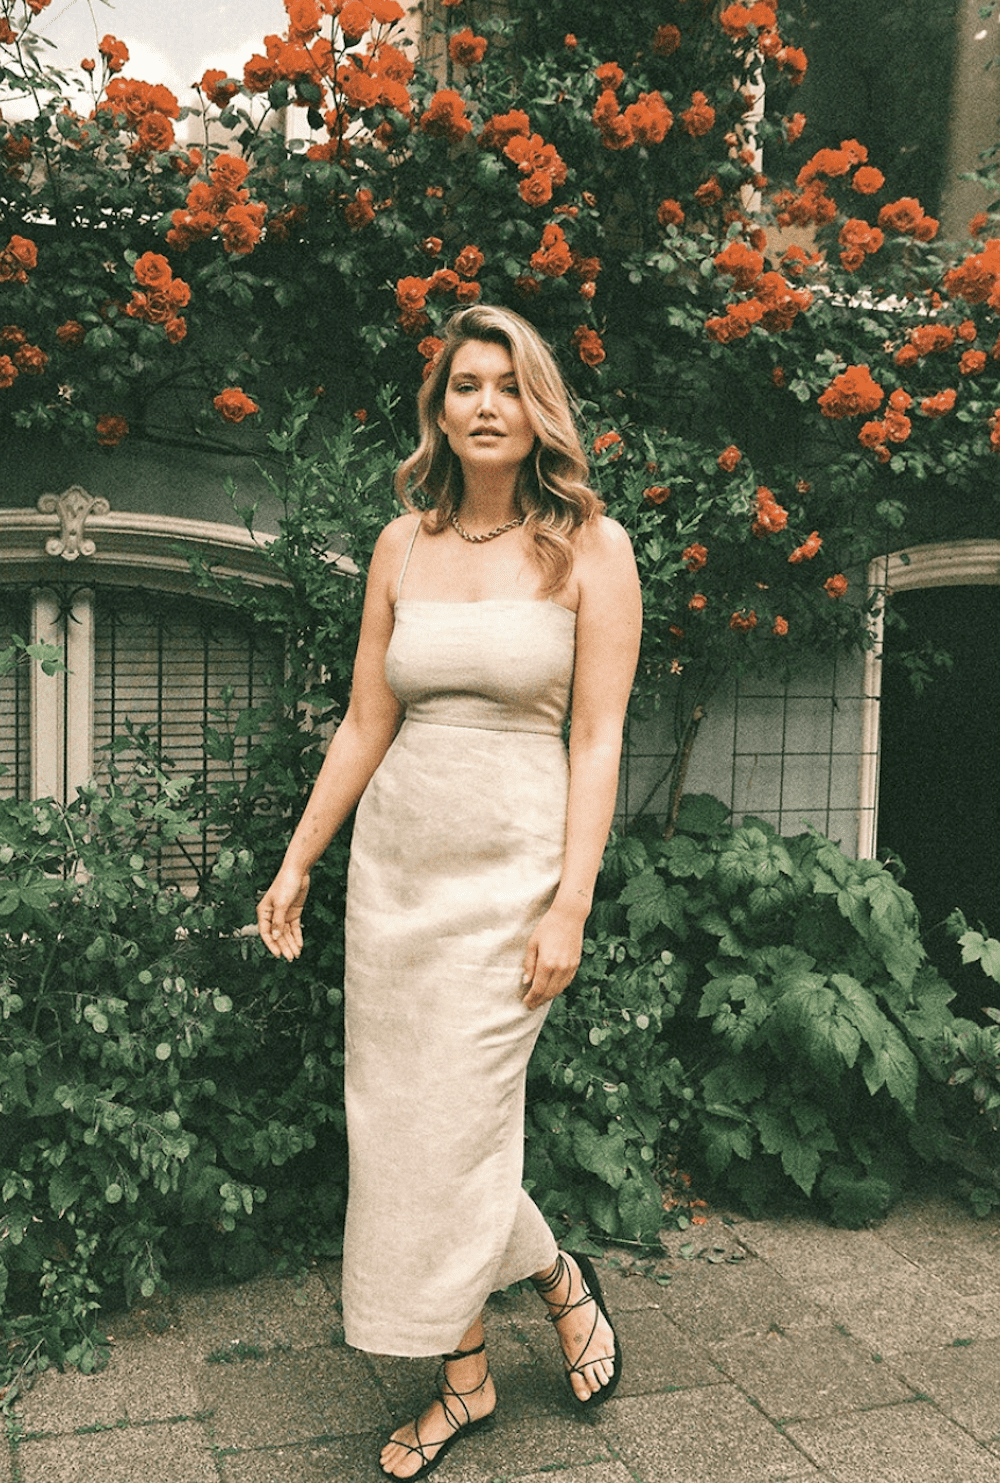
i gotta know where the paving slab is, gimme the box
[612,1305,723,1394]
[787,1400,1000,1483]
[217,1432,424,1483]
[14,1420,218,1483]
[655,1254,829,1342]
[604,1386,819,1482]
[709,1322,911,1422]
[896,1336,1000,1447]
[175,1270,342,1354]
[9,1196,1000,1483]
[805,1266,993,1356]
[16,1333,201,1435]
[196,1344,388,1450]
[730,1215,924,1287]
[510,1467,639,1483]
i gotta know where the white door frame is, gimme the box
[860,539,1000,858]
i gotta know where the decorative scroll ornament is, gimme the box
[37,485,111,561]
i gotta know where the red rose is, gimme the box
[652,24,681,56]
[135,111,175,154]
[449,28,487,67]
[98,34,129,74]
[454,245,485,279]
[818,365,884,420]
[96,413,129,446]
[133,252,173,291]
[213,388,259,424]
[788,531,822,563]
[729,609,757,633]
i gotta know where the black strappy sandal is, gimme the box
[533,1250,623,1409]
[378,1339,496,1481]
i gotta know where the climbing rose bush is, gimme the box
[0,0,999,714]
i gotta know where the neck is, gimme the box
[456,468,520,524]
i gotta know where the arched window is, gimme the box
[1,489,289,883]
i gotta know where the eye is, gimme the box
[502,382,521,396]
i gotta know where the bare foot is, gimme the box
[533,1251,618,1404]
[379,1344,496,1480]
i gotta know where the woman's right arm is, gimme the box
[256,518,412,960]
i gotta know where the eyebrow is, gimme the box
[449,369,519,382]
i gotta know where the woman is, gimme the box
[258,304,642,1481]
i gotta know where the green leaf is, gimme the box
[675,793,730,836]
[860,1022,919,1115]
[958,930,1000,984]
[571,1119,626,1190]
[661,834,714,879]
[48,1167,82,1216]
[586,1182,619,1235]
[699,1112,754,1175]
[618,868,688,938]
[755,1109,822,1195]
[616,1170,663,1243]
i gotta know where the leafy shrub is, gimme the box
[0,774,349,1396]
[0,405,401,1403]
[527,796,999,1240]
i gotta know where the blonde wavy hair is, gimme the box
[395,305,604,595]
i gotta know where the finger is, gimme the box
[524,963,554,1010]
[521,941,538,997]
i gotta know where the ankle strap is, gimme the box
[443,1339,487,1362]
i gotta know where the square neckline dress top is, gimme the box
[341,516,576,1356]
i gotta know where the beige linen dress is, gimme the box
[341,529,573,1357]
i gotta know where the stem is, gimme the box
[662,702,705,841]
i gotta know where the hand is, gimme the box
[257,867,310,962]
[521,906,585,1011]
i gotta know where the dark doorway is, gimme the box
[877,584,1000,1016]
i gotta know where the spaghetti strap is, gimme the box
[396,515,422,602]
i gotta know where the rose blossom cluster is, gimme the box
[0,324,48,391]
[394,244,486,332]
[707,242,812,343]
[98,76,181,155]
[166,154,267,255]
[124,253,191,345]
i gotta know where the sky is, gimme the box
[28,0,287,106]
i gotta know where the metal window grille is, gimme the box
[92,587,283,883]
[0,589,32,801]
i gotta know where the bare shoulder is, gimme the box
[573,515,639,584]
[367,512,421,591]
[372,511,421,561]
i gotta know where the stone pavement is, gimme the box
[4,1190,1000,1483]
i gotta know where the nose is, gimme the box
[476,383,498,416]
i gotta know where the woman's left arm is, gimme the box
[521,517,642,1010]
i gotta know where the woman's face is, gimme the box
[437,339,536,478]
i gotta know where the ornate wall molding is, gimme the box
[2,491,356,592]
[36,485,110,560]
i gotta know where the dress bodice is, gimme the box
[385,599,576,735]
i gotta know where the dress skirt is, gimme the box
[340,598,575,1357]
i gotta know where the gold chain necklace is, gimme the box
[449,511,525,543]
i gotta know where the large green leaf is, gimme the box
[618,868,688,938]
[571,1119,627,1191]
[860,1023,919,1115]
